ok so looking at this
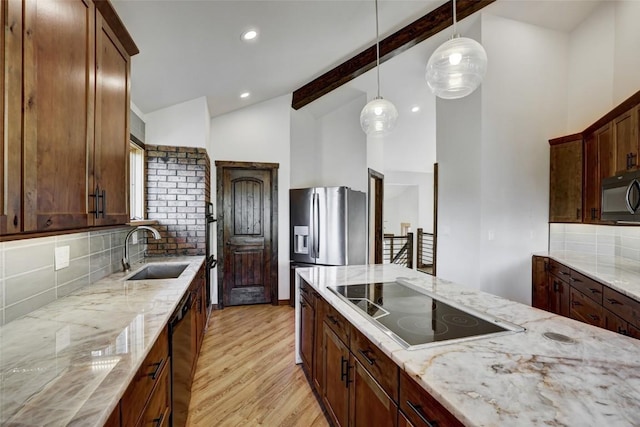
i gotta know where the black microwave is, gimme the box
[602,170,640,222]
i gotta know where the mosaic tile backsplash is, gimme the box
[0,226,146,326]
[549,223,640,264]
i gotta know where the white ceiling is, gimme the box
[111,0,602,119]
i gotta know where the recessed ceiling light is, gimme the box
[241,29,258,42]
[240,92,250,99]
[411,106,421,113]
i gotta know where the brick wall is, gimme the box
[145,145,211,256]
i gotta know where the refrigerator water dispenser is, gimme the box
[293,226,309,254]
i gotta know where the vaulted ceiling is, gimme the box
[111,0,601,119]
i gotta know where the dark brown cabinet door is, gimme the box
[300,294,315,374]
[349,357,397,427]
[22,0,95,232]
[532,256,549,311]
[584,124,613,224]
[93,13,130,226]
[549,138,583,222]
[323,323,350,427]
[613,106,639,174]
[549,276,570,317]
[313,293,326,394]
[399,371,463,427]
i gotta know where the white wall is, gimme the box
[317,95,368,192]
[437,15,566,304]
[384,170,434,234]
[146,96,210,148]
[209,94,292,304]
[290,107,319,188]
[567,2,615,132]
[613,1,640,104]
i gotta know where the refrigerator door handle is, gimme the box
[313,193,320,258]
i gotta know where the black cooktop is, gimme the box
[329,281,522,349]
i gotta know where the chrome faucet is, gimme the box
[122,226,161,271]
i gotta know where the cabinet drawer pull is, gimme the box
[327,315,339,325]
[617,326,629,336]
[588,288,601,294]
[406,400,437,427]
[340,356,348,385]
[300,287,308,296]
[147,359,164,380]
[570,277,581,282]
[606,298,622,305]
[300,300,307,308]
[587,314,600,321]
[572,300,582,307]
[152,412,165,427]
[560,271,570,276]
[357,349,375,366]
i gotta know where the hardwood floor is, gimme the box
[187,305,329,426]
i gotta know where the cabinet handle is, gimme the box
[588,314,599,321]
[345,362,353,387]
[89,186,102,218]
[588,288,601,294]
[152,412,165,427]
[406,400,438,427]
[340,356,348,385]
[327,315,339,325]
[560,271,570,276]
[147,359,163,380]
[631,152,638,168]
[300,300,307,308]
[357,349,375,366]
[627,153,632,170]
[618,326,629,336]
[553,281,559,292]
[572,300,582,307]
[100,189,106,218]
[576,208,581,219]
[607,298,622,305]
[591,207,597,219]
[569,277,581,282]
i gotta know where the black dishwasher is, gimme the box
[170,291,193,427]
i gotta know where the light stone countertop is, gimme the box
[536,251,640,302]
[0,255,205,427]
[295,264,640,427]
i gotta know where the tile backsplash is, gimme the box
[549,223,640,264]
[0,226,146,326]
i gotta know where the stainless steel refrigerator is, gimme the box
[290,186,367,266]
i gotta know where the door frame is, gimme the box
[368,168,384,264]
[215,161,279,308]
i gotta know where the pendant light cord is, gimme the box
[375,0,381,98]
[452,0,457,35]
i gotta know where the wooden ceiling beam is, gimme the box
[291,0,495,110]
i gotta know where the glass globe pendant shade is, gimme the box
[360,97,399,136]
[425,36,488,99]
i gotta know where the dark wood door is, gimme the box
[300,294,315,374]
[22,0,95,232]
[613,106,639,174]
[349,356,397,427]
[532,256,549,311]
[218,163,278,307]
[94,12,130,226]
[549,138,582,222]
[549,276,571,317]
[313,292,326,394]
[323,323,350,427]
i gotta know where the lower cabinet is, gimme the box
[137,358,171,427]
[532,256,640,339]
[400,371,463,427]
[299,278,461,427]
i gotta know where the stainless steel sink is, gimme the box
[127,263,189,280]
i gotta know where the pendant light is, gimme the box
[425,0,487,99]
[360,0,398,136]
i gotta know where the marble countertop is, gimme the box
[0,255,205,426]
[536,251,640,302]
[295,264,640,427]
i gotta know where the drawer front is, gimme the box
[569,270,603,304]
[324,303,349,345]
[604,308,628,335]
[137,358,171,427]
[549,259,571,280]
[122,327,170,427]
[570,287,604,327]
[300,279,315,307]
[628,323,640,339]
[399,371,463,427]
[603,287,640,327]
[350,326,399,403]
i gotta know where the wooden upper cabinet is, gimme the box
[584,124,614,223]
[549,137,583,223]
[94,13,130,226]
[612,106,639,174]
[22,0,95,232]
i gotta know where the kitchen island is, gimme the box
[0,256,205,426]
[294,264,640,426]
